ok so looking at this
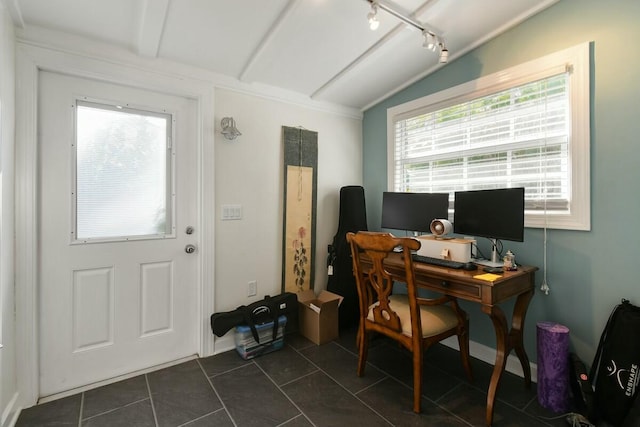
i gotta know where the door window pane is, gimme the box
[74,101,173,241]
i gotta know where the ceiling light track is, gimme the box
[365,0,449,63]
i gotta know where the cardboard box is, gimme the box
[297,290,343,345]
[234,315,287,360]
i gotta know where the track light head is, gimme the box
[422,31,437,50]
[439,47,449,63]
[367,3,379,30]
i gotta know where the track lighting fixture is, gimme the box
[423,30,449,63]
[365,0,449,63]
[367,2,379,30]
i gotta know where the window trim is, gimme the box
[387,43,591,231]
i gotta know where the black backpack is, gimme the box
[589,299,640,426]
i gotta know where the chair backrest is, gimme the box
[346,231,421,336]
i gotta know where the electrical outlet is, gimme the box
[247,280,257,297]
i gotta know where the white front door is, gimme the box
[38,71,200,397]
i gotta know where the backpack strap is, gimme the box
[243,296,279,344]
[243,307,262,344]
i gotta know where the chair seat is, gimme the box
[367,294,458,338]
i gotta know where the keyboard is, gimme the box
[411,254,465,269]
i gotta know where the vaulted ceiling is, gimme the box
[5,0,559,111]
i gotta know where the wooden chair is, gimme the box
[346,231,473,413]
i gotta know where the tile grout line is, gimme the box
[252,358,318,427]
[276,367,320,388]
[196,358,239,427]
[430,382,476,427]
[522,395,559,426]
[79,398,152,422]
[206,361,251,379]
[351,338,536,426]
[145,373,160,427]
[176,408,228,427]
[77,391,84,427]
[355,375,389,394]
[333,338,476,427]
[289,341,395,426]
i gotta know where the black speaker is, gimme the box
[327,186,367,330]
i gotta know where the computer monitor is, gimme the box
[453,187,525,266]
[381,192,449,234]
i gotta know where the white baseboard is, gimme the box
[213,334,236,355]
[441,336,538,382]
[2,392,20,427]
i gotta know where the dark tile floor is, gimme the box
[16,328,571,426]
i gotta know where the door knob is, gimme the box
[185,244,196,254]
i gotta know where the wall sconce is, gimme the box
[220,117,241,140]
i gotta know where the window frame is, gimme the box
[71,98,177,244]
[387,43,591,231]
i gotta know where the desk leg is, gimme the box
[484,304,509,427]
[510,289,534,387]
[483,289,534,426]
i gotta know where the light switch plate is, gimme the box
[222,204,242,220]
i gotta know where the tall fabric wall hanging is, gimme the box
[282,126,318,293]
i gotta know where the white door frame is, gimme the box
[15,43,216,407]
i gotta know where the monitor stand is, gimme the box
[472,238,503,268]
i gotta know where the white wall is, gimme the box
[0,4,17,426]
[213,89,362,317]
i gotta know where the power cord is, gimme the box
[537,412,595,427]
[565,413,595,427]
[540,102,551,296]
[471,239,504,262]
[494,238,503,259]
[471,241,487,261]
[540,201,550,295]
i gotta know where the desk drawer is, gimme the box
[414,273,481,300]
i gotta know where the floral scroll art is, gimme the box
[292,226,308,292]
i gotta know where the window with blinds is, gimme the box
[387,43,591,230]
[393,73,569,211]
[73,100,174,242]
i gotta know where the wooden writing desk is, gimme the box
[360,253,537,426]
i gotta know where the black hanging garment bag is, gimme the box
[326,186,367,330]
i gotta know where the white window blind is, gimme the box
[387,43,591,230]
[74,101,173,242]
[392,73,569,212]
